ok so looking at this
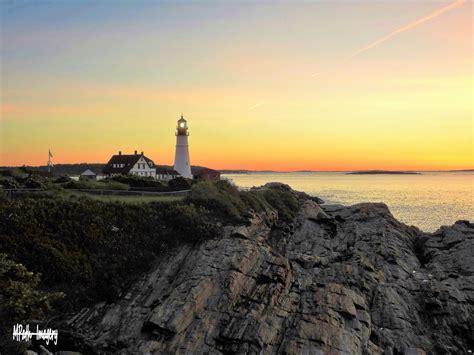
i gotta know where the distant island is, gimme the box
[219,170,280,174]
[347,170,421,175]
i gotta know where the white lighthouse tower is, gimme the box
[173,114,193,179]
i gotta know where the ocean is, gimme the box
[223,171,473,232]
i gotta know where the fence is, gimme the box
[1,188,191,198]
[73,189,191,196]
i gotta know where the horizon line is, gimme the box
[1,163,472,173]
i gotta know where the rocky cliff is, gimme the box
[58,188,473,354]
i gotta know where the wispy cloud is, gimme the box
[249,101,265,110]
[348,0,467,59]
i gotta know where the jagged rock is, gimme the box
[38,345,53,354]
[299,200,329,221]
[403,348,426,355]
[59,196,473,354]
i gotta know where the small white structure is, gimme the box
[156,166,180,181]
[103,151,156,178]
[173,114,193,179]
[79,169,97,180]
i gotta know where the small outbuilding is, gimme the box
[79,169,97,180]
[156,166,181,181]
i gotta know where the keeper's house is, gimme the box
[103,151,156,178]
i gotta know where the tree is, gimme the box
[0,253,63,353]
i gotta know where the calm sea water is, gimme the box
[223,172,473,232]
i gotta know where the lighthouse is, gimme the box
[173,114,193,179]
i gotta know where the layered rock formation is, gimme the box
[59,191,473,354]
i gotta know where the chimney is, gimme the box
[119,151,122,155]
[134,150,138,155]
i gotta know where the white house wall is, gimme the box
[129,157,156,178]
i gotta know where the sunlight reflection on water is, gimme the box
[223,172,473,232]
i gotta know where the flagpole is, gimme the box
[47,150,53,173]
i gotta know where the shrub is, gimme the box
[186,180,301,223]
[185,181,247,223]
[109,175,165,188]
[62,179,128,190]
[0,253,63,353]
[260,188,299,222]
[24,177,45,189]
[168,177,192,190]
[0,177,18,189]
[53,176,71,184]
[0,194,220,312]
[154,202,219,241]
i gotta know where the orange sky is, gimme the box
[0,1,472,170]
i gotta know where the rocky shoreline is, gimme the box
[40,185,473,354]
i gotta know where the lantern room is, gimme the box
[176,114,189,136]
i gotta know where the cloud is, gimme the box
[249,101,265,110]
[348,0,467,59]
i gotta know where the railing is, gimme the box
[1,188,44,198]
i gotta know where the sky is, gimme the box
[0,0,472,171]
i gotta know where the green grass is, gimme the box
[65,191,184,204]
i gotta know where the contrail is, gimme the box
[348,0,467,59]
